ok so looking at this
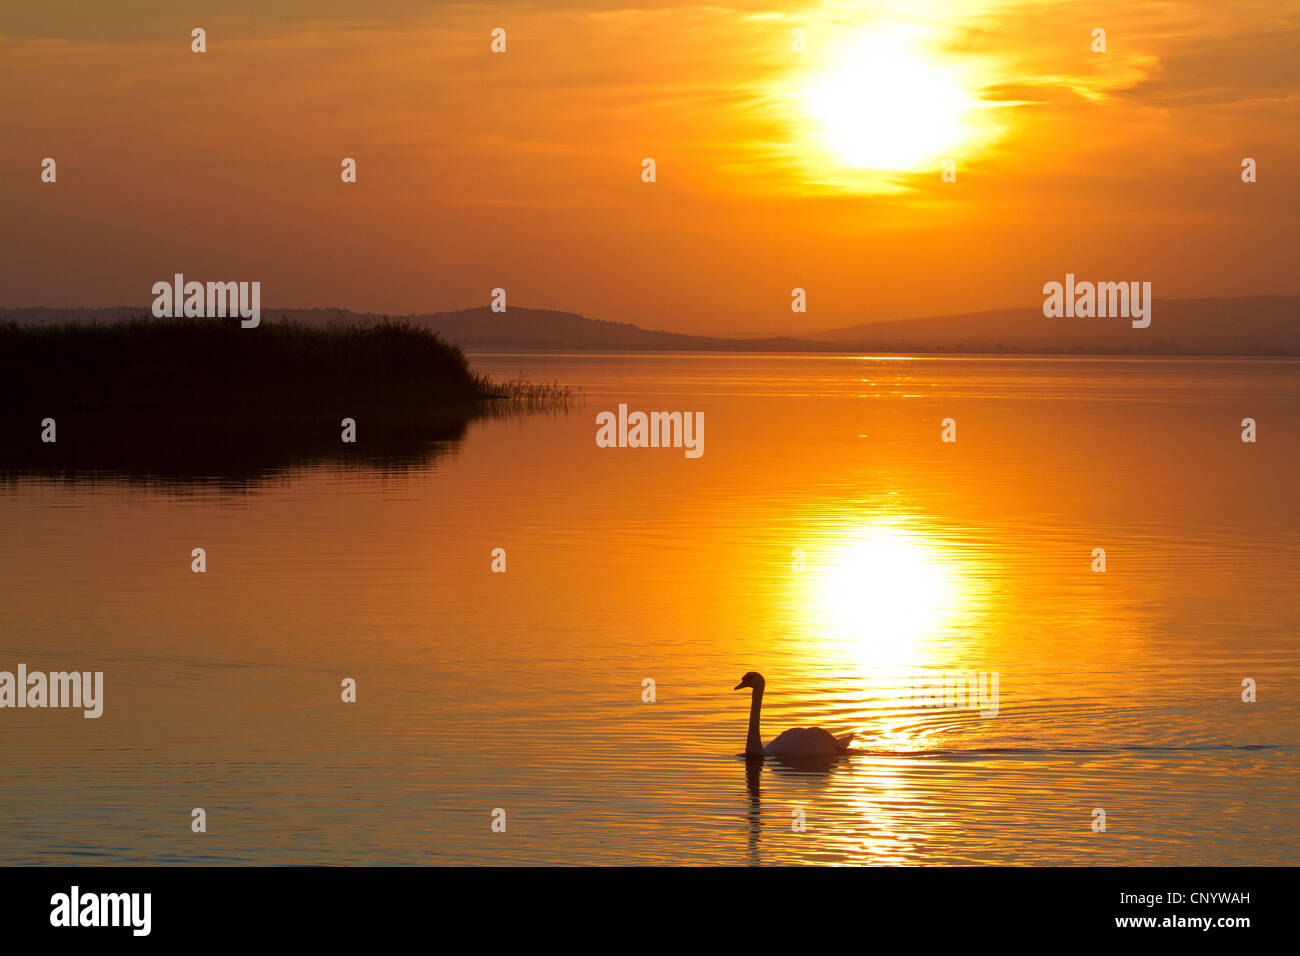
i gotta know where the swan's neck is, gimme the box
[745,687,765,757]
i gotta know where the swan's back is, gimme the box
[764,726,841,757]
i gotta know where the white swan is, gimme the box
[734,671,854,757]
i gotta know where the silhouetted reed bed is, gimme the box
[0,318,573,484]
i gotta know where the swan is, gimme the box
[734,671,854,757]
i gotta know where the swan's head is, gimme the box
[734,671,766,692]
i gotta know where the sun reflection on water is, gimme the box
[773,514,999,769]
[798,516,985,668]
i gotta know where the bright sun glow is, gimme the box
[801,28,983,171]
[801,520,976,669]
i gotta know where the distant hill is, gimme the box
[391,307,755,350]
[3,296,1297,354]
[805,296,1300,354]
[0,306,816,352]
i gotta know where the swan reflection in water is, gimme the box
[742,751,851,865]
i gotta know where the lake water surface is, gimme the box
[1,353,1297,865]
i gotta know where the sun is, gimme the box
[799,28,983,172]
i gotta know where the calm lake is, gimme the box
[1,353,1297,865]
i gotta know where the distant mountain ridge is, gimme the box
[801,296,1300,353]
[3,296,1298,354]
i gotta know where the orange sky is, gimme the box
[2,0,1297,336]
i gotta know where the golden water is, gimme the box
[1,354,1296,864]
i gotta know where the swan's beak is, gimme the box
[733,680,746,690]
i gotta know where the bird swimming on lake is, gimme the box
[733,671,854,757]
